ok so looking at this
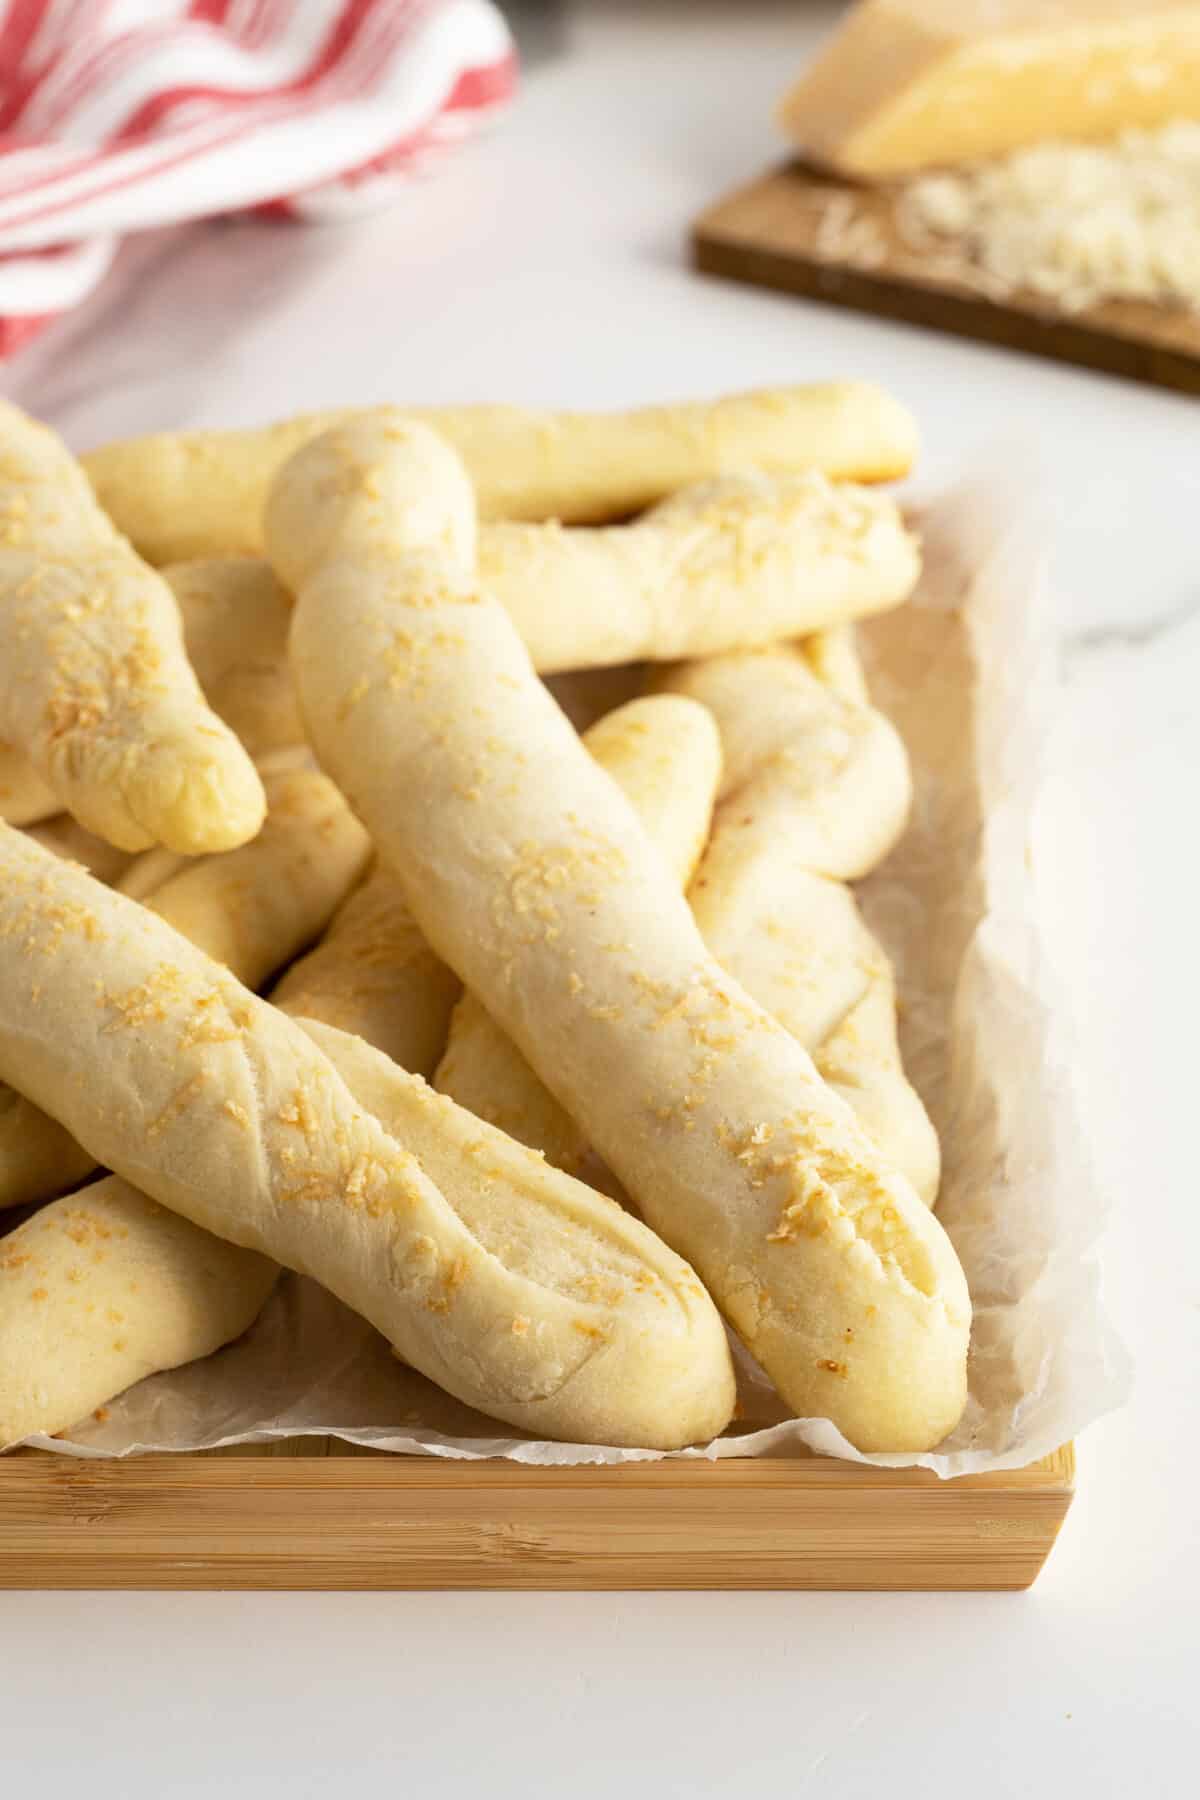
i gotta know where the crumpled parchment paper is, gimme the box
[19,474,1131,1473]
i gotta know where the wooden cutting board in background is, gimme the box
[694,161,1200,395]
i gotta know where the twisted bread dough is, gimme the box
[437,694,721,1189]
[267,440,920,678]
[801,623,871,707]
[0,402,265,852]
[277,692,716,1109]
[0,816,160,1211]
[0,825,735,1449]
[275,417,970,1452]
[0,741,57,826]
[660,640,940,1203]
[0,761,371,1212]
[472,471,920,674]
[657,639,912,880]
[2,555,302,827]
[1,717,716,1443]
[82,382,918,565]
[0,1178,277,1447]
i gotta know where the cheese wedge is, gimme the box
[778,0,1200,176]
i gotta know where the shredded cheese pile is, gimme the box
[897,120,1200,314]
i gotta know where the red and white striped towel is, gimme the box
[0,0,517,355]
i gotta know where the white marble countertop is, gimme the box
[1,4,1195,1793]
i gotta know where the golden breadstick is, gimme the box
[0,401,265,853]
[662,640,940,1203]
[694,860,940,1205]
[25,814,137,886]
[271,866,460,1079]
[0,740,58,826]
[266,451,920,677]
[2,766,371,1443]
[812,971,940,1211]
[0,826,735,1449]
[802,627,939,1199]
[0,831,181,1235]
[0,814,142,1203]
[0,762,371,1213]
[146,760,371,980]
[0,1179,277,1447]
[82,382,918,566]
[657,641,911,881]
[0,556,302,828]
[116,845,191,900]
[437,695,721,1184]
[578,696,722,888]
[469,471,921,674]
[0,1088,102,1213]
[308,1020,735,1448]
[275,418,970,1453]
[801,623,871,707]
[163,557,301,757]
[5,730,697,1442]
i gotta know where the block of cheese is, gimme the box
[778,0,1200,176]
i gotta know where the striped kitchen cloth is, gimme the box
[0,0,517,355]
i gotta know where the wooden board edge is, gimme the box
[692,165,1200,397]
[0,1442,1074,1591]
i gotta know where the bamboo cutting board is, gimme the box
[694,161,1200,394]
[0,1441,1074,1589]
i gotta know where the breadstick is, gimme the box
[82,382,918,566]
[0,1084,106,1213]
[577,696,722,888]
[656,641,912,881]
[0,1178,277,1447]
[116,846,192,900]
[0,762,371,1213]
[0,741,58,826]
[442,664,924,1191]
[0,401,265,853]
[0,556,302,831]
[693,859,940,1205]
[661,640,940,1203]
[466,471,921,674]
[0,815,142,1206]
[267,448,921,677]
[25,814,137,886]
[146,760,371,980]
[163,557,301,757]
[437,694,720,1184]
[801,622,871,707]
[812,970,940,1211]
[2,719,704,1441]
[271,865,461,1079]
[0,826,735,1449]
[796,624,936,1196]
[4,779,406,1443]
[275,418,970,1453]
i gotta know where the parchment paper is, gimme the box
[19,474,1131,1474]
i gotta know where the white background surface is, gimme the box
[2,4,1196,1793]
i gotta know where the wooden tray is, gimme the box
[694,161,1200,395]
[0,1440,1074,1590]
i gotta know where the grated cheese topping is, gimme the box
[897,119,1200,314]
